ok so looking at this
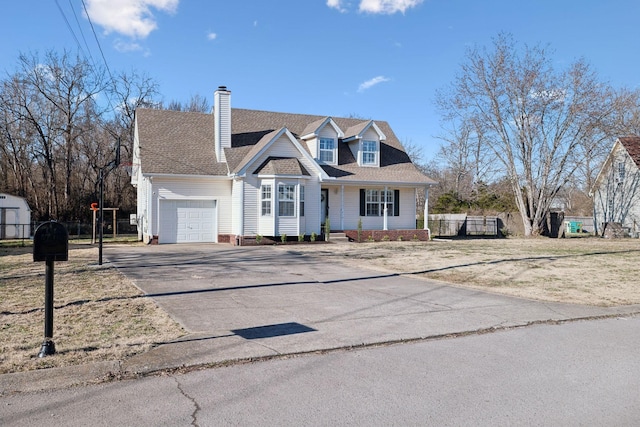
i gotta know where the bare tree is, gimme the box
[437,33,618,236]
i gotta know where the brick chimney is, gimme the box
[214,86,231,163]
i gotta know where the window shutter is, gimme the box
[394,190,400,216]
[360,189,366,216]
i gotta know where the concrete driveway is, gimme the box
[106,244,639,373]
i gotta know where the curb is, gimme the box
[3,311,639,396]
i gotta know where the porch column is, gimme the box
[383,186,388,231]
[340,185,344,230]
[423,186,429,230]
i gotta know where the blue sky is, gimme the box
[2,0,639,161]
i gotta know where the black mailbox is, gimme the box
[33,222,69,262]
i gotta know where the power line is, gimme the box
[67,0,99,72]
[81,0,117,102]
[54,0,85,57]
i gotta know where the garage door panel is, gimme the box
[159,199,217,244]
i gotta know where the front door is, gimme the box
[321,189,329,231]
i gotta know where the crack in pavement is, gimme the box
[172,375,201,427]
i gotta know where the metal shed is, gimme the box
[0,193,31,239]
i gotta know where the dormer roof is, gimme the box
[300,117,344,140]
[253,157,311,176]
[343,120,386,142]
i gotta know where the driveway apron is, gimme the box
[106,244,640,371]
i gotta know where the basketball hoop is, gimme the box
[119,162,134,176]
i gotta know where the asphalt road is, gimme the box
[3,316,639,426]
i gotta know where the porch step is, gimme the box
[328,232,350,243]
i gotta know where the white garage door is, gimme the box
[159,200,217,244]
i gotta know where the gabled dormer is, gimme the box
[300,117,344,166]
[343,120,386,167]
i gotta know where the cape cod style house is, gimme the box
[591,136,640,237]
[131,86,435,244]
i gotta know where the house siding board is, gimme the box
[341,187,415,230]
[304,179,321,234]
[245,176,262,236]
[136,176,153,241]
[0,193,31,239]
[231,179,244,235]
[593,144,640,236]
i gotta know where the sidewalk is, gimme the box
[3,244,640,395]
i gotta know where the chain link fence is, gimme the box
[1,220,138,241]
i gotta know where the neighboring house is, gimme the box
[0,193,31,239]
[591,136,640,237]
[132,86,436,244]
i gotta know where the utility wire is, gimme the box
[67,0,99,72]
[80,0,118,114]
[54,0,86,58]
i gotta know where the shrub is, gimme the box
[298,234,305,242]
[311,232,317,242]
[382,235,390,242]
[280,234,287,243]
[367,235,374,242]
[397,235,404,241]
[256,234,263,244]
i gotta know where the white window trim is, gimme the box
[361,139,379,167]
[319,137,337,165]
[364,189,394,217]
[261,184,272,216]
[278,183,296,217]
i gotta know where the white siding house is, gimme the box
[591,136,640,237]
[132,86,436,244]
[0,193,31,239]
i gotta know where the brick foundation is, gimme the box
[344,229,430,242]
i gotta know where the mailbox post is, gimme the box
[33,221,69,357]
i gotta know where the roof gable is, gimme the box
[618,136,640,167]
[591,135,640,194]
[253,157,311,176]
[232,127,327,179]
[300,117,344,140]
[344,120,386,142]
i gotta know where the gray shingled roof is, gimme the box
[135,107,436,184]
[253,157,310,176]
[619,136,640,167]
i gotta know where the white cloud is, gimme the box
[359,0,423,14]
[358,76,390,92]
[84,0,179,39]
[114,39,143,52]
[207,32,217,41]
[327,0,348,13]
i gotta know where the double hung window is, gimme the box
[362,140,378,165]
[362,189,396,216]
[319,138,336,163]
[278,184,295,217]
[261,185,272,216]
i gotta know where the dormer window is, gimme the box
[362,140,378,166]
[319,138,336,164]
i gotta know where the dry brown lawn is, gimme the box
[291,237,640,307]
[0,243,184,374]
[2,237,639,375]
